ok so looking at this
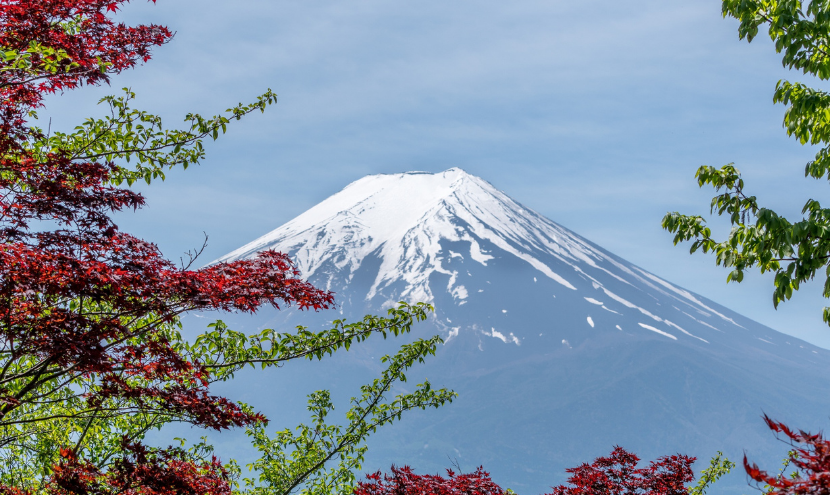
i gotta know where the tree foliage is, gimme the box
[242,337,453,495]
[744,415,830,495]
[0,1,454,493]
[686,451,734,495]
[355,465,510,495]
[546,447,696,495]
[662,0,830,326]
[357,448,733,495]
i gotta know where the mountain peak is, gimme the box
[217,169,485,260]
[215,168,502,282]
[215,168,569,299]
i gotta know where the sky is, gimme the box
[40,0,830,348]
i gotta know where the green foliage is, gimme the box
[0,41,80,75]
[663,0,830,326]
[185,303,434,381]
[25,87,277,185]
[723,0,830,78]
[237,338,455,495]
[688,452,735,495]
[760,449,800,493]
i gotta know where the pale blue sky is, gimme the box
[42,0,830,347]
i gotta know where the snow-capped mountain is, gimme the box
[218,168,791,355]
[211,169,830,494]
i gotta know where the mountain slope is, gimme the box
[210,168,830,493]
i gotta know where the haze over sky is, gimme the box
[40,0,830,348]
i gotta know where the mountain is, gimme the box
[209,168,830,493]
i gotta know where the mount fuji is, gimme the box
[209,168,830,493]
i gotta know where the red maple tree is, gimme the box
[546,447,695,495]
[0,1,333,493]
[355,465,510,495]
[744,415,830,495]
[357,448,696,495]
